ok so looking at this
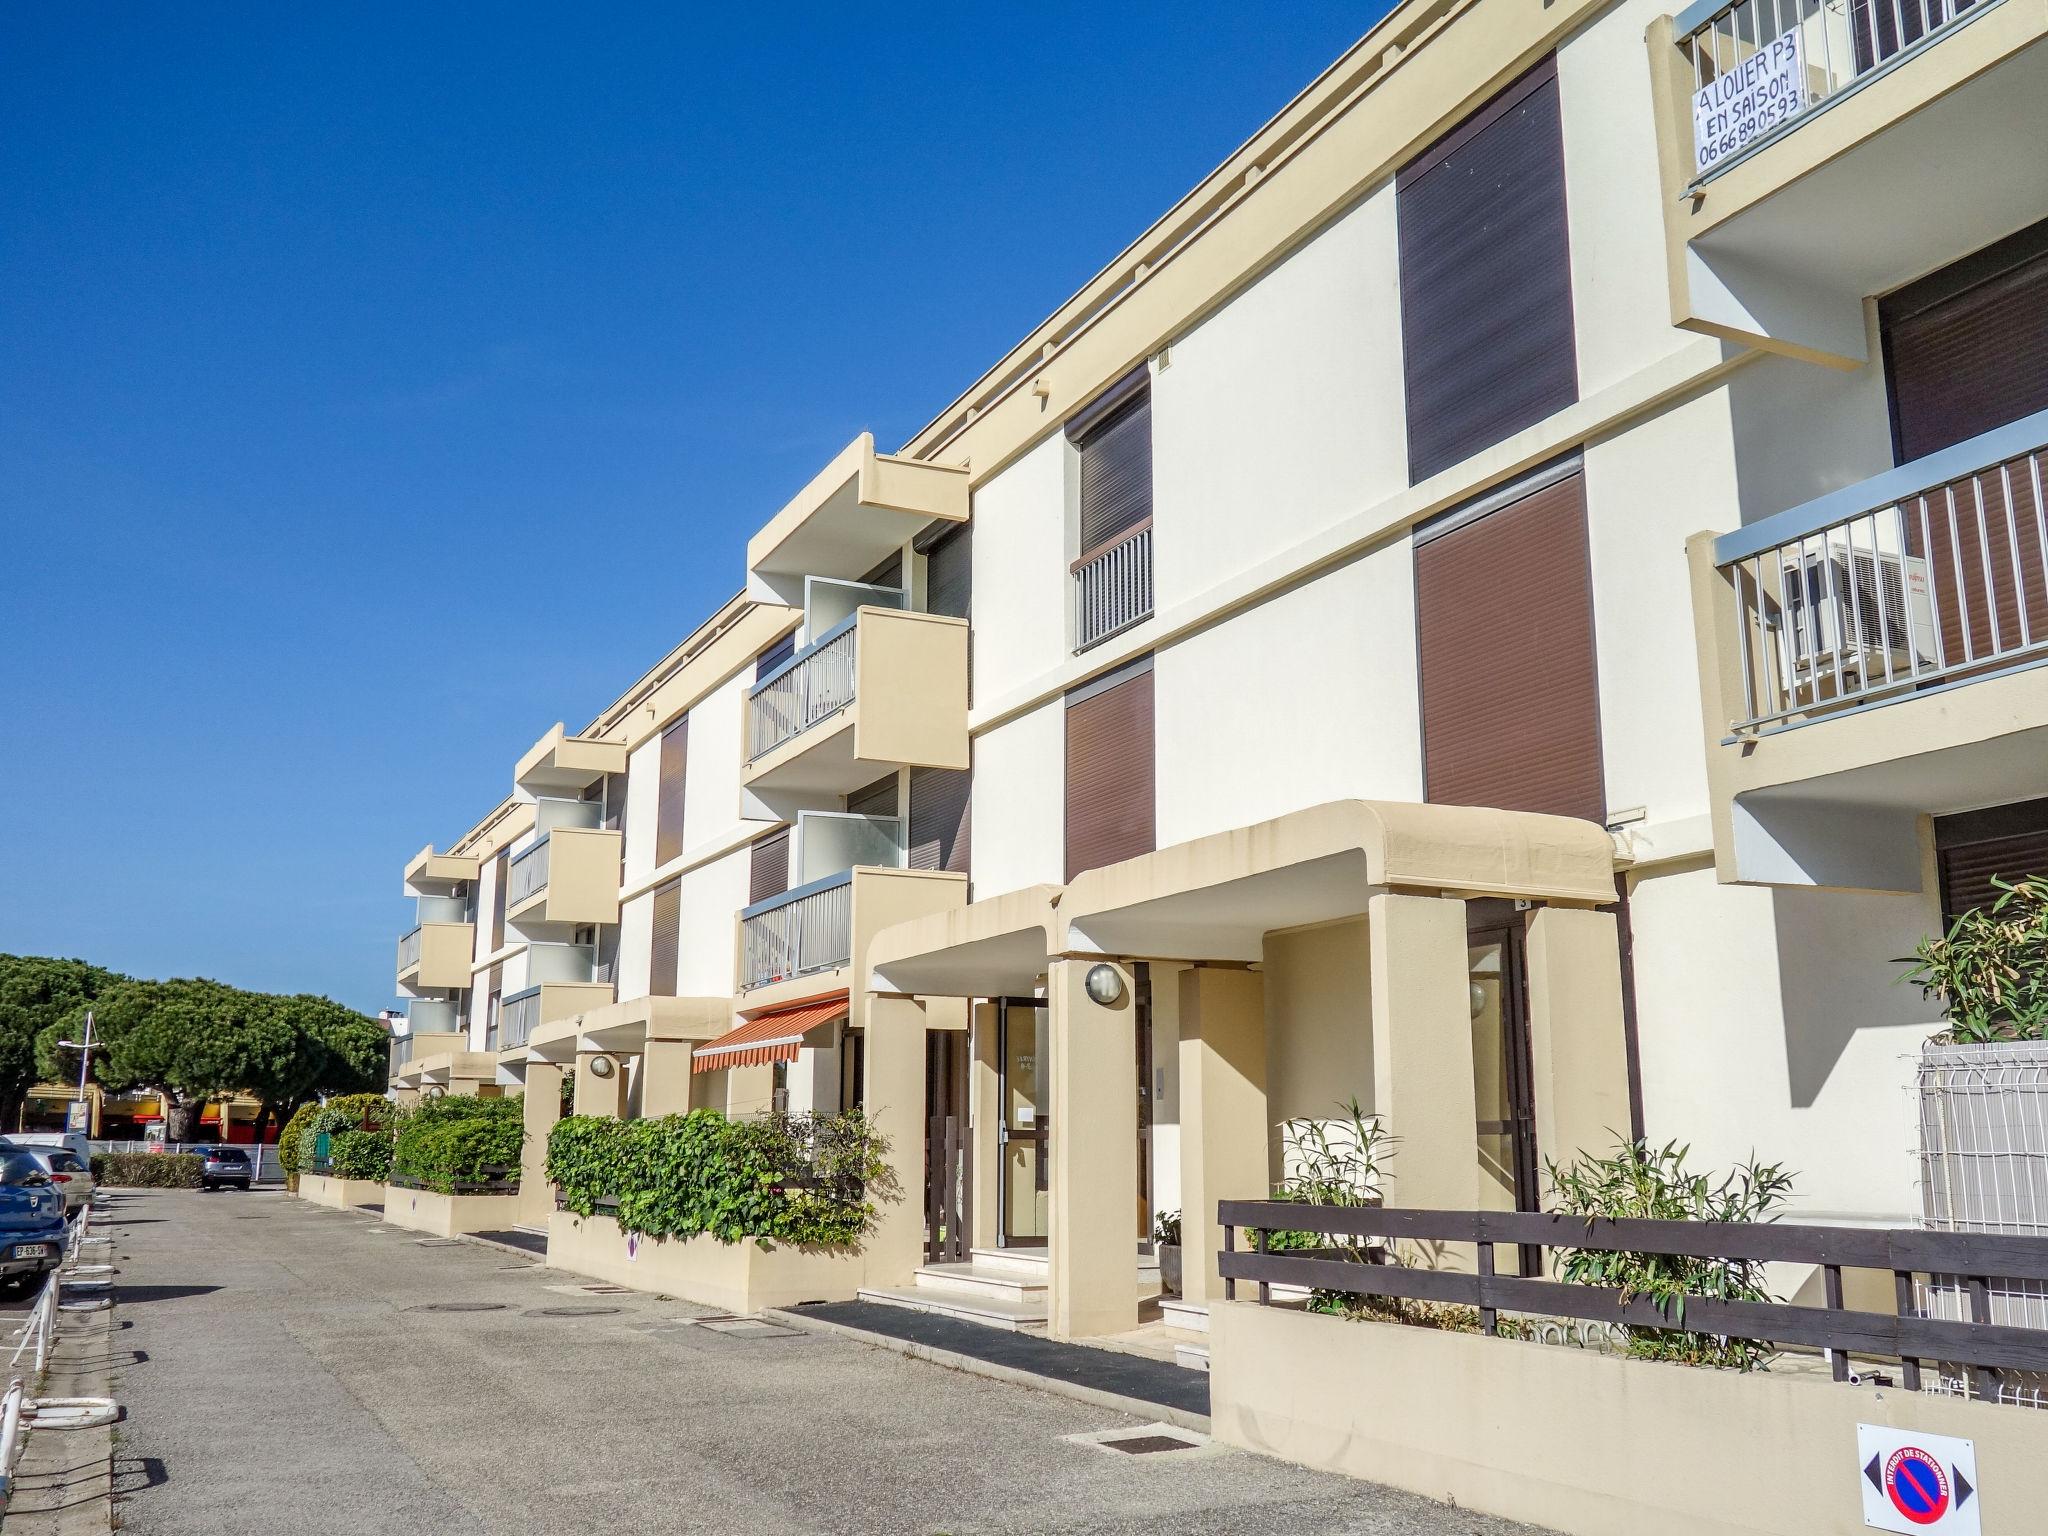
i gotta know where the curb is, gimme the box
[763,1307,1211,1435]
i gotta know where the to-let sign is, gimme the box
[1858,1424,1981,1534]
[1691,27,1806,175]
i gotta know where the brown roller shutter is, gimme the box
[756,631,796,681]
[655,716,688,866]
[1397,56,1577,484]
[846,773,898,819]
[750,829,790,905]
[1881,217,2048,463]
[923,521,973,705]
[648,879,681,998]
[1065,657,1155,881]
[1935,798,2048,922]
[1070,374,1152,559]
[1416,466,1605,823]
[909,764,972,876]
[490,850,508,951]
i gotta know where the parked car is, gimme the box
[9,1131,92,1168]
[0,1152,68,1294]
[8,1148,96,1221]
[198,1146,253,1191]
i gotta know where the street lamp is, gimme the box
[54,1009,99,1137]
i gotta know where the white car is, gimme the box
[1,1144,95,1221]
[9,1132,91,1168]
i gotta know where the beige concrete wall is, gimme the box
[1262,921,1374,1179]
[573,1050,629,1119]
[381,1186,521,1238]
[1212,1299,2048,1536]
[530,827,622,927]
[863,995,930,1290]
[638,1039,695,1119]
[296,1174,384,1211]
[1523,905,1632,1171]
[517,1062,565,1229]
[1048,959,1139,1339]
[970,1001,1002,1251]
[1178,967,1268,1309]
[853,608,970,772]
[546,1212,864,1312]
[1367,894,1480,1215]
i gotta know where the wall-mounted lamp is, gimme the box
[587,1054,617,1080]
[1084,964,1125,1008]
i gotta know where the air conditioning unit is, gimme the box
[1775,537,1937,692]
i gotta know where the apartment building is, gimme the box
[386,0,2048,1358]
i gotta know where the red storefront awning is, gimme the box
[692,995,848,1074]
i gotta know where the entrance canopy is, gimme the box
[693,995,848,1074]
[866,885,1062,999]
[1061,800,1616,962]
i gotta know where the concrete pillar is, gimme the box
[1048,958,1138,1340]
[863,995,930,1290]
[1177,966,1268,1309]
[1367,893,1481,1213]
[969,1001,1002,1252]
[1524,905,1632,1173]
[573,1051,628,1119]
[516,1062,565,1228]
[639,1038,697,1119]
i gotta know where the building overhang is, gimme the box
[577,994,732,1056]
[515,723,628,795]
[867,886,1064,999]
[745,433,969,606]
[403,845,480,896]
[1059,800,1617,963]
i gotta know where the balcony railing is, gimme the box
[507,836,550,908]
[1074,523,1153,651]
[749,617,858,760]
[1714,410,2048,737]
[1679,0,1986,179]
[500,986,541,1051]
[392,1035,415,1071]
[740,872,854,991]
[397,927,423,973]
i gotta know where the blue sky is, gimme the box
[1,4,1386,1014]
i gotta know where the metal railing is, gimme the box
[749,617,858,760]
[1221,1199,2048,1403]
[1678,0,1988,179]
[1074,524,1153,651]
[1,1205,121,1507]
[397,927,423,973]
[507,836,549,907]
[740,872,854,990]
[500,986,541,1051]
[392,1035,414,1070]
[1712,413,2048,737]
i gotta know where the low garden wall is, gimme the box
[546,1211,865,1313]
[1209,1300,2048,1536]
[381,1184,518,1238]
[296,1173,384,1211]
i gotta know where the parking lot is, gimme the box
[100,1188,1544,1535]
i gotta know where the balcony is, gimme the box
[390,1029,466,1083]
[737,863,967,1004]
[742,606,968,805]
[396,922,474,992]
[1656,0,2048,364]
[504,826,621,931]
[498,979,613,1054]
[1691,407,2048,889]
[515,723,626,796]
[1073,523,1153,651]
[403,845,478,896]
[745,433,969,608]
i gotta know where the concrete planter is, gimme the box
[296,1174,386,1211]
[545,1211,865,1313]
[380,1184,518,1238]
[1211,1299,2048,1536]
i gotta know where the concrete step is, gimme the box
[1158,1296,1209,1334]
[1174,1342,1211,1373]
[967,1246,1048,1277]
[856,1284,1048,1333]
[913,1262,1046,1301]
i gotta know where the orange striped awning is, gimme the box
[692,995,848,1073]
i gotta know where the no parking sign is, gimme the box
[1858,1425,1980,1534]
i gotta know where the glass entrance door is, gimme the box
[1467,902,1539,1268]
[997,999,1048,1245]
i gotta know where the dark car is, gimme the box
[198,1146,252,1191]
[0,1151,68,1293]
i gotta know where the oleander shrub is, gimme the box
[326,1128,395,1183]
[391,1096,523,1194]
[547,1107,892,1250]
[1902,875,2048,1043]
[91,1153,203,1189]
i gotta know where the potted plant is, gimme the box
[1153,1209,1182,1296]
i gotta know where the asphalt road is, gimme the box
[103,1189,1544,1535]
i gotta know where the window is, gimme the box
[1935,798,2048,922]
[749,828,790,904]
[484,964,502,1049]
[921,520,972,703]
[1397,55,1577,483]
[649,879,681,998]
[1064,655,1155,880]
[1069,369,1154,651]
[654,715,689,866]
[1415,461,1605,823]
[756,632,796,682]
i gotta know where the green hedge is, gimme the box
[281,1092,392,1189]
[546,1108,888,1250]
[392,1096,523,1194]
[327,1128,394,1183]
[91,1153,203,1188]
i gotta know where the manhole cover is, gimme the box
[1101,1435,1198,1455]
[409,1302,509,1314]
[1064,1423,1215,1460]
[531,1306,622,1318]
